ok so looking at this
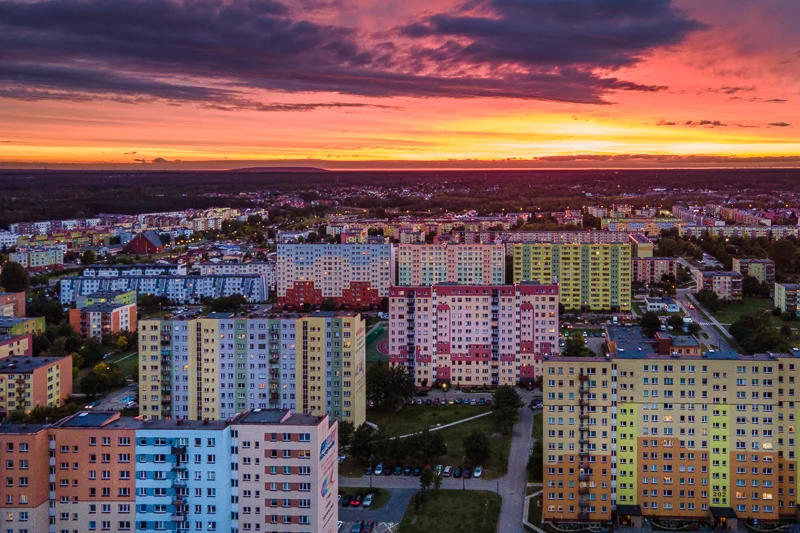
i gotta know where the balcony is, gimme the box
[161,397,172,405]
[579,450,589,458]
[172,463,187,472]
[579,486,589,495]
[579,413,588,420]
[579,473,589,482]
[579,398,589,406]
[171,445,186,455]
[172,478,187,488]
[579,438,589,445]
[171,495,185,506]
[578,512,589,520]
[579,374,589,382]
[171,513,187,522]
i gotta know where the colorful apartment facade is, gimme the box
[695,271,743,301]
[388,283,559,387]
[395,243,506,286]
[543,339,800,528]
[0,355,72,416]
[513,243,632,311]
[0,317,46,337]
[69,302,137,342]
[8,247,65,272]
[0,409,337,533]
[632,257,677,284]
[276,244,395,308]
[137,312,366,426]
[0,334,32,359]
[75,290,137,309]
[0,292,26,318]
[732,258,776,285]
[774,283,800,318]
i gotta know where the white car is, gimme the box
[338,521,343,531]
[473,466,483,478]
[443,466,452,477]
[374,463,384,475]
[363,494,374,507]
[338,454,347,464]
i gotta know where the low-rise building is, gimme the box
[82,263,187,277]
[774,282,800,317]
[0,317,46,336]
[695,270,743,301]
[75,289,137,308]
[643,296,680,313]
[8,247,64,271]
[0,354,72,415]
[732,258,776,284]
[69,302,137,341]
[0,334,32,358]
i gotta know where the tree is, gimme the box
[419,467,434,493]
[696,289,725,312]
[432,471,443,491]
[563,335,593,357]
[729,311,790,354]
[366,362,415,410]
[492,385,522,436]
[770,239,798,273]
[80,250,97,265]
[463,429,492,466]
[527,440,544,482]
[639,311,662,336]
[781,325,793,339]
[349,424,378,463]
[0,261,30,292]
[339,420,355,449]
[667,315,684,330]
[320,298,337,311]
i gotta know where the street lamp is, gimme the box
[369,454,374,489]
[461,455,466,491]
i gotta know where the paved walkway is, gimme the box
[392,411,492,439]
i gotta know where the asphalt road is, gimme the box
[676,288,735,351]
[339,488,416,524]
[341,390,539,533]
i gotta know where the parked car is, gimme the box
[124,401,137,409]
[342,495,352,507]
[470,399,477,406]
[485,399,492,406]
[433,398,440,405]
[473,466,483,478]
[394,466,402,475]
[374,463,384,476]
[386,466,394,476]
[478,398,486,405]
[425,399,432,405]
[351,522,362,533]
[407,398,415,405]
[435,464,443,475]
[403,466,412,476]
[363,521,376,533]
[448,399,455,405]
[443,466,452,477]
[416,398,423,405]
[352,494,362,507]
[454,467,462,478]
[455,398,462,405]
[413,467,421,476]
[338,521,343,531]
[365,466,372,475]
[463,468,471,479]
[338,454,347,464]
[363,494,374,507]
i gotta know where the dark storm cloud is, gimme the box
[656,119,763,128]
[769,122,791,127]
[764,99,788,103]
[0,0,702,106]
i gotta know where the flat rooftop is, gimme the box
[0,424,48,435]
[235,409,324,426]
[607,325,656,357]
[0,317,35,326]
[143,419,231,430]
[0,356,65,373]
[80,302,133,312]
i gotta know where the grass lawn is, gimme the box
[711,297,777,326]
[398,490,501,533]
[532,412,543,441]
[435,411,510,480]
[528,493,543,526]
[106,351,138,380]
[367,405,491,437]
[338,487,390,510]
[365,322,388,364]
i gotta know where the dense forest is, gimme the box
[2,168,799,227]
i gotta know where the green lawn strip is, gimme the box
[710,297,777,326]
[337,487,390,510]
[106,351,138,379]
[435,411,510,480]
[528,493,543,525]
[398,490,501,533]
[368,405,491,437]
[532,412,543,441]
[339,457,369,478]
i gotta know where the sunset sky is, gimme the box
[1,0,799,168]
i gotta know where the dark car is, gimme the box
[351,522,362,533]
[433,398,440,405]
[485,399,492,406]
[385,466,394,476]
[352,494,362,507]
[454,467,462,478]
[394,466,402,475]
[342,495,352,507]
[424,399,432,405]
[413,467,421,476]
[363,521,375,533]
[478,398,486,405]
[403,466,412,476]
[463,468,472,479]
[455,398,462,405]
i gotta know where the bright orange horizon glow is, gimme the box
[1,0,798,169]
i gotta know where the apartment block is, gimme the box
[0,292,26,318]
[713,206,772,226]
[388,283,559,387]
[682,225,798,240]
[60,274,268,305]
[601,218,684,236]
[0,334,32,359]
[0,355,72,416]
[232,409,338,533]
[69,302,137,342]
[513,243,632,311]
[82,263,187,277]
[195,261,276,291]
[0,424,51,533]
[629,233,654,258]
[732,258,776,285]
[137,312,365,426]
[695,271,743,301]
[774,283,800,318]
[395,244,506,286]
[632,257,677,284]
[8,247,65,272]
[0,408,339,533]
[543,342,800,528]
[276,244,395,308]
[0,317,46,336]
